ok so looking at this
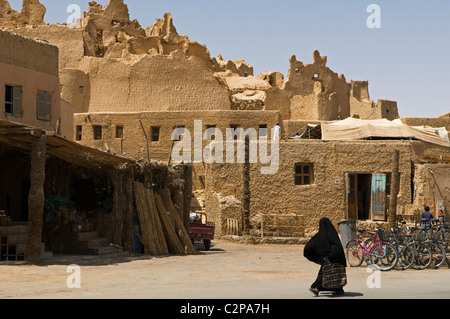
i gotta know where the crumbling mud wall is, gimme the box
[205,191,242,237]
[350,81,399,120]
[0,0,399,125]
[226,50,400,122]
[0,0,45,27]
[0,0,232,114]
[409,164,450,221]
[76,51,231,112]
[280,51,351,120]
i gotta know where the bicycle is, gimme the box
[431,218,450,254]
[419,221,447,269]
[403,225,435,270]
[346,227,398,271]
[346,228,372,267]
[386,222,415,270]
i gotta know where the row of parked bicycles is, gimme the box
[345,218,450,271]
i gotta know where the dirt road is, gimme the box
[0,239,449,300]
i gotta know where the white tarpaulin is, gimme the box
[321,117,450,147]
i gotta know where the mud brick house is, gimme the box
[1,0,449,241]
[0,27,194,263]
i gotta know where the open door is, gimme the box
[346,174,358,219]
[371,174,387,221]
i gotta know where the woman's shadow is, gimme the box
[316,291,364,298]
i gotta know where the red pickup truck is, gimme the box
[189,212,215,251]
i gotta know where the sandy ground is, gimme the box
[0,239,449,300]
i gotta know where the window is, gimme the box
[313,73,319,79]
[259,124,268,137]
[229,124,240,140]
[96,29,103,42]
[151,126,160,142]
[93,125,102,140]
[37,90,52,121]
[115,125,124,139]
[75,125,82,141]
[206,125,216,140]
[95,29,105,57]
[295,163,314,185]
[173,125,185,141]
[4,85,22,117]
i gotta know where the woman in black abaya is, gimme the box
[303,217,347,296]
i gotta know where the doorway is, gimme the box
[346,173,372,220]
[346,173,388,221]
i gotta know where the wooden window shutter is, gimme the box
[12,86,22,117]
[37,91,52,121]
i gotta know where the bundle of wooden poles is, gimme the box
[133,182,197,256]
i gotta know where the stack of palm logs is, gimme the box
[133,182,197,255]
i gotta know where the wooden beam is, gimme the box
[0,127,42,136]
[183,164,193,230]
[388,149,400,228]
[242,136,251,234]
[26,134,47,263]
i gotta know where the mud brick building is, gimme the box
[1,0,449,242]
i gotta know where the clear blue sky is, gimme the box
[9,0,450,118]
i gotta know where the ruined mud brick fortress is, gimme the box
[2,0,450,236]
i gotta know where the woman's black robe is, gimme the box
[303,218,347,291]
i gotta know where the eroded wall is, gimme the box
[0,0,400,123]
[0,0,232,114]
[410,164,450,220]
[76,52,231,112]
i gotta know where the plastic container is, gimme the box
[337,219,357,246]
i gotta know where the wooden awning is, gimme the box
[0,119,135,169]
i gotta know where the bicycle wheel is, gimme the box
[411,243,432,270]
[442,241,450,254]
[428,242,446,269]
[369,242,398,271]
[346,240,364,267]
[397,244,415,270]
